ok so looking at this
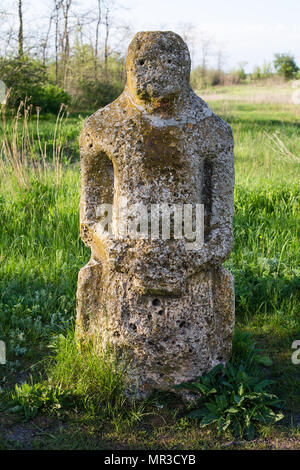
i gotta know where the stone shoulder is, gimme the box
[191,92,234,154]
[79,96,125,154]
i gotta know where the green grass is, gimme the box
[5,330,142,430]
[46,331,141,423]
[0,92,299,449]
[199,81,300,105]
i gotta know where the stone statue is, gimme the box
[77,31,235,396]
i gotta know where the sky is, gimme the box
[14,0,300,71]
[118,0,300,71]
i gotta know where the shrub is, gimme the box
[231,329,273,369]
[0,56,45,109]
[8,382,74,421]
[38,84,71,114]
[0,56,70,113]
[175,363,283,440]
[273,53,299,80]
[75,80,124,111]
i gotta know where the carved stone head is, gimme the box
[126,31,191,103]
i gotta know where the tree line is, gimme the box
[0,1,299,113]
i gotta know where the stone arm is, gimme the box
[188,132,235,269]
[79,117,114,250]
[205,140,235,264]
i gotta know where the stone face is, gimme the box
[76,31,235,396]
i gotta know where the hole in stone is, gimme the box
[167,58,172,64]
[129,323,137,331]
[148,314,151,320]
[89,143,93,148]
[157,310,163,315]
[179,321,186,328]
[113,331,120,337]
[152,298,161,307]
[138,59,145,66]
[98,152,115,207]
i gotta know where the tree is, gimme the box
[103,0,116,79]
[61,0,73,88]
[0,0,130,112]
[18,0,23,57]
[237,61,247,81]
[0,56,45,108]
[94,0,102,79]
[41,9,54,71]
[252,65,261,81]
[198,32,213,86]
[273,53,299,80]
[54,0,63,84]
[261,61,273,79]
[177,22,196,64]
[216,48,226,74]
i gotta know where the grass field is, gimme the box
[200,80,300,105]
[0,84,299,449]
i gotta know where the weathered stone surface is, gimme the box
[76,31,235,396]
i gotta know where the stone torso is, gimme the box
[79,90,233,295]
[81,91,231,207]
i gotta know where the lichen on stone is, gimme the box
[76,31,235,396]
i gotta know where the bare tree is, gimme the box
[94,0,101,79]
[41,10,55,70]
[216,48,225,73]
[54,0,63,84]
[18,0,23,57]
[61,0,72,87]
[103,1,110,79]
[0,7,14,57]
[102,0,117,79]
[198,32,213,83]
[0,0,131,109]
[177,22,196,65]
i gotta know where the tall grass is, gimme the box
[47,330,136,420]
[0,100,69,188]
[265,130,300,164]
[7,329,143,427]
